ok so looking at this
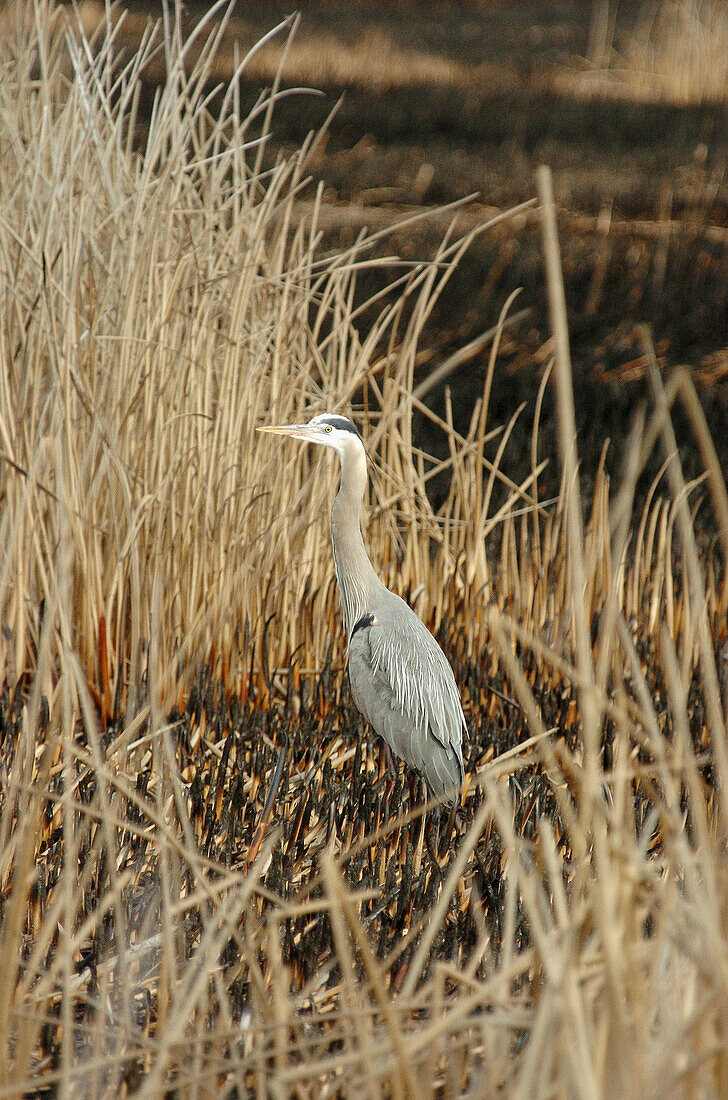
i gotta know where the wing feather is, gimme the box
[347,591,465,796]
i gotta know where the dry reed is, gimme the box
[587,0,728,105]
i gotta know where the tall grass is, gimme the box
[1,2,728,1096]
[588,0,728,104]
[0,0,536,713]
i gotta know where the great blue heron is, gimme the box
[257,413,465,803]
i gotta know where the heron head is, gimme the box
[256,413,363,461]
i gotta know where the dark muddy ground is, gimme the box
[130,0,728,506]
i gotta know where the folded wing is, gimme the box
[347,592,465,799]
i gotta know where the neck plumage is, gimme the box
[330,446,383,638]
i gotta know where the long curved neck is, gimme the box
[331,446,383,637]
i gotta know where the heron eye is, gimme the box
[324,426,332,433]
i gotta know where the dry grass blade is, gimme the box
[587,0,728,105]
[536,165,600,804]
[675,367,728,617]
[642,328,728,826]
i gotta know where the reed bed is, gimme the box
[1,3,728,1096]
[587,0,728,105]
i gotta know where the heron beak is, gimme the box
[256,423,312,441]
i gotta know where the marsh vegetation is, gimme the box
[0,2,727,1095]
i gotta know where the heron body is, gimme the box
[257,413,465,802]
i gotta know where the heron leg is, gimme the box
[438,799,459,859]
[424,817,443,876]
[382,741,397,779]
[407,772,418,808]
[381,741,398,805]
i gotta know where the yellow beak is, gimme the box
[256,424,318,441]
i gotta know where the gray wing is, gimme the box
[347,591,465,799]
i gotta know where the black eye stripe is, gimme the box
[319,416,359,437]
